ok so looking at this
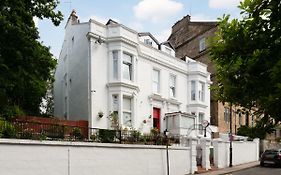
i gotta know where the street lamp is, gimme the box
[164,129,170,175]
[202,120,210,137]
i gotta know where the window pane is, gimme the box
[153,70,160,93]
[112,95,118,111]
[224,108,229,122]
[170,75,176,97]
[199,82,205,101]
[191,81,196,100]
[153,70,159,82]
[239,113,242,125]
[199,113,204,123]
[170,87,175,97]
[123,53,132,63]
[153,82,158,93]
[199,113,204,134]
[122,63,131,80]
[123,97,131,111]
[199,38,206,51]
[170,75,175,86]
[123,112,132,127]
[113,51,118,79]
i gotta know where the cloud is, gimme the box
[155,28,171,42]
[134,0,183,23]
[209,0,241,9]
[191,14,217,22]
[128,22,144,32]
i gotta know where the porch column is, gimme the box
[189,137,198,174]
[201,138,211,170]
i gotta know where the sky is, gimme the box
[37,0,242,58]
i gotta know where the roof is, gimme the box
[106,19,119,25]
[160,41,175,50]
[138,32,160,45]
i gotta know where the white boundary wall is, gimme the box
[212,138,259,168]
[0,139,191,175]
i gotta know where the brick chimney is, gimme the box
[171,15,191,34]
[69,9,79,25]
[65,9,79,28]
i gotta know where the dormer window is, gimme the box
[144,39,153,46]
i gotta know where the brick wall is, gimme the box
[168,16,255,134]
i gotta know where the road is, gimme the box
[231,166,281,175]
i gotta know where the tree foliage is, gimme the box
[0,0,63,117]
[210,0,281,124]
[237,116,276,139]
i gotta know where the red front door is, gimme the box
[153,108,160,130]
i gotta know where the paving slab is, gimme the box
[194,161,260,175]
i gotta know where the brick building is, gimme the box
[168,15,255,135]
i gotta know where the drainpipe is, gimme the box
[87,32,93,139]
[164,129,170,175]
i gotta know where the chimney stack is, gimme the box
[70,10,79,25]
[171,15,191,34]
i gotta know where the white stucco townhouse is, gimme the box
[54,11,214,137]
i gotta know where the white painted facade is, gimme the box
[54,12,211,135]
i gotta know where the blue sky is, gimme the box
[37,0,242,58]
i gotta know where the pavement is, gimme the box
[195,161,260,175]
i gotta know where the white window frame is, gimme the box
[122,53,132,81]
[199,37,206,52]
[153,69,160,94]
[169,74,176,98]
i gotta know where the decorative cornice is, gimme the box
[107,82,140,92]
[187,103,208,108]
[149,94,182,106]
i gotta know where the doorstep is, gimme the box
[195,165,218,174]
[194,161,259,175]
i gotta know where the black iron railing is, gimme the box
[0,119,180,145]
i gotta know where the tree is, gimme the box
[210,0,281,127]
[0,0,63,117]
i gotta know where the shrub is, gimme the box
[0,121,17,138]
[90,133,98,142]
[72,127,83,140]
[20,128,34,139]
[98,129,116,143]
[150,128,160,136]
[1,105,25,120]
[46,125,65,139]
[130,130,141,142]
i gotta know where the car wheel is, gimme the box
[260,161,264,167]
